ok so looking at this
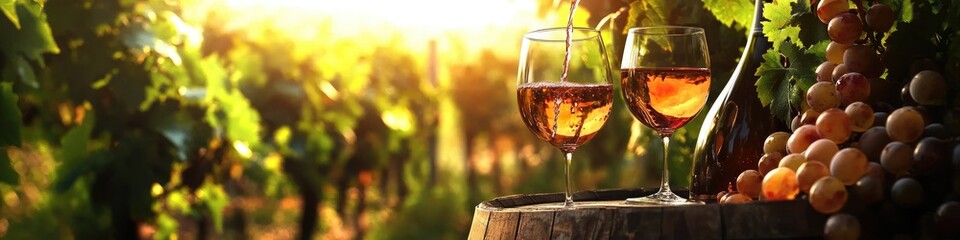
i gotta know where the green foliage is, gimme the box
[761,0,803,52]
[755,42,821,123]
[702,0,754,30]
[0,149,16,185]
[0,0,58,62]
[0,82,21,148]
[0,0,16,29]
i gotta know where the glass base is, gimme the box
[626,191,704,205]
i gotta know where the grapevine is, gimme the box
[730,0,960,238]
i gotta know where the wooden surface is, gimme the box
[468,188,826,240]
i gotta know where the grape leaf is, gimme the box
[702,0,754,29]
[901,0,914,23]
[625,0,678,32]
[755,43,818,123]
[0,151,17,185]
[0,0,16,29]
[1,56,37,88]
[0,1,59,61]
[0,82,21,148]
[761,0,803,52]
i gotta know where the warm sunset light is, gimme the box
[7,0,947,238]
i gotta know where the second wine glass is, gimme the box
[621,26,711,205]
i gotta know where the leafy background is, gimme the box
[0,0,770,239]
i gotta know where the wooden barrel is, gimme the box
[468,188,827,240]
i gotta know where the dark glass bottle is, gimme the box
[690,0,788,202]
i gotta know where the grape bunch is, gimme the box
[718,0,960,238]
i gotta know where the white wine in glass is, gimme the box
[517,27,614,208]
[621,26,711,205]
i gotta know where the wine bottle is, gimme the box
[689,0,788,202]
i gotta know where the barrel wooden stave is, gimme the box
[469,189,826,240]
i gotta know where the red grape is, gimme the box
[891,178,923,207]
[759,152,784,176]
[866,3,895,32]
[817,108,853,144]
[858,126,891,162]
[828,13,863,44]
[881,141,913,175]
[797,161,830,193]
[810,177,848,214]
[817,62,839,82]
[843,45,883,78]
[722,193,753,204]
[763,167,799,201]
[806,139,840,166]
[801,109,821,126]
[832,64,851,82]
[789,125,821,153]
[836,72,871,105]
[825,213,861,240]
[737,170,763,199]
[831,148,869,185]
[818,0,851,23]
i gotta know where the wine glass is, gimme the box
[517,27,615,208]
[621,26,711,205]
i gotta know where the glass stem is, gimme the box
[659,135,672,194]
[563,151,574,208]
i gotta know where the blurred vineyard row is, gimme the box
[0,0,753,239]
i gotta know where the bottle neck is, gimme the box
[750,0,765,34]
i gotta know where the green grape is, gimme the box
[737,170,763,199]
[827,42,852,65]
[817,62,839,82]
[817,108,853,144]
[891,177,923,207]
[831,148,869,185]
[797,161,830,193]
[843,45,883,78]
[808,82,841,112]
[818,0,851,23]
[789,125,821,153]
[909,70,947,105]
[825,213,861,240]
[806,139,840,166]
[780,153,807,171]
[858,126,891,162]
[886,107,925,142]
[802,109,821,126]
[866,4,895,32]
[764,131,791,155]
[810,177,848,214]
[845,102,874,132]
[881,141,913,175]
[828,13,863,44]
